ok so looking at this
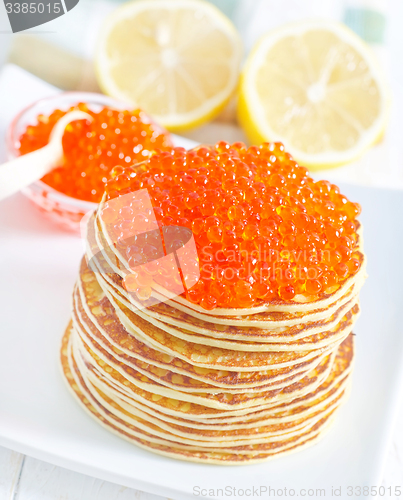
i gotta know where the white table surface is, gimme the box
[0,410,402,500]
[2,0,403,491]
[5,415,403,500]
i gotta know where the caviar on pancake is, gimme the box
[102,142,362,310]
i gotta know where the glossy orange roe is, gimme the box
[18,103,173,202]
[104,142,362,309]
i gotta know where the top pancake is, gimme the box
[96,211,366,316]
[86,213,365,331]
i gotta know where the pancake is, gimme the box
[76,331,353,423]
[63,344,335,464]
[61,150,365,463]
[61,321,352,463]
[73,330,354,439]
[89,213,366,328]
[97,212,366,316]
[95,364,352,430]
[72,325,337,411]
[78,265,339,374]
[123,297,360,350]
[73,282,327,392]
[80,367,345,445]
[61,226,360,461]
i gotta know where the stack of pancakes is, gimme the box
[60,210,366,464]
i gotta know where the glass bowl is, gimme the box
[6,91,136,233]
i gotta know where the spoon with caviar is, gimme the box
[0,110,92,201]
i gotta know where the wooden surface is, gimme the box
[1,392,402,499]
[0,448,164,500]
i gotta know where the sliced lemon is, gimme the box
[96,0,242,132]
[238,20,389,170]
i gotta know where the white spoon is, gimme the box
[0,110,92,201]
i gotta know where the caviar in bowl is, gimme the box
[6,92,172,232]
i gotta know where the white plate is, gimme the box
[1,65,403,500]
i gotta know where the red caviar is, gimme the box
[18,103,172,202]
[104,142,363,310]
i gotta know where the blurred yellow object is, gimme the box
[238,20,389,170]
[9,36,100,92]
[95,0,242,132]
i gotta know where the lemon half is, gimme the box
[238,20,389,170]
[96,0,242,132]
